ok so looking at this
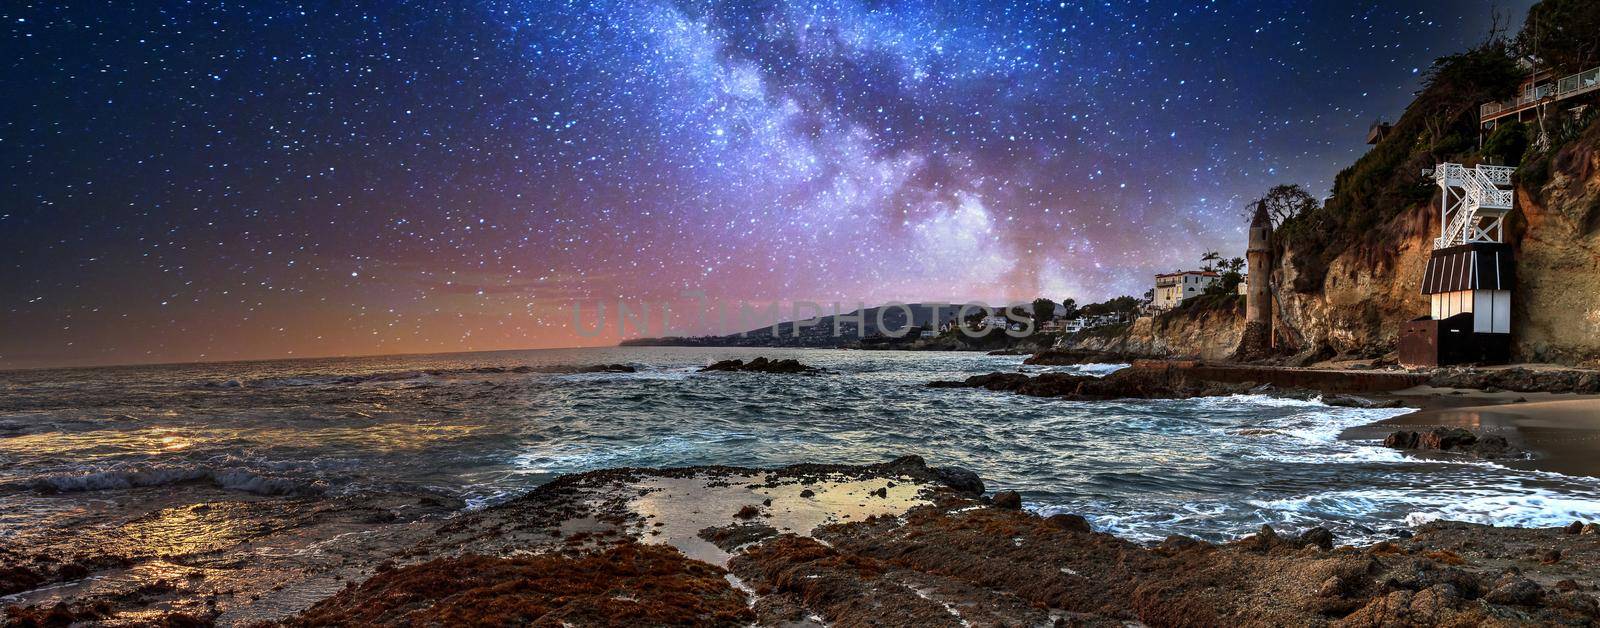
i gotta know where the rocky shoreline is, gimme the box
[8,457,1596,626]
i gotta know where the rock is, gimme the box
[1471,434,1511,457]
[1549,591,1600,615]
[1565,521,1585,534]
[576,364,637,373]
[1484,577,1543,606]
[1541,549,1562,564]
[1409,583,1461,618]
[1155,535,1204,553]
[1583,523,1600,535]
[1297,526,1335,551]
[1384,430,1421,449]
[870,487,887,499]
[799,489,815,499]
[734,505,761,520]
[991,491,1022,510]
[1044,513,1092,533]
[1419,427,1477,451]
[931,466,985,497]
[700,357,818,374]
[1323,394,1402,408]
[1317,575,1353,598]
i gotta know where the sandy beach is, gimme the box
[1344,388,1600,477]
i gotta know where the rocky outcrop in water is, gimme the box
[700,357,818,374]
[1383,427,1520,459]
[927,367,1252,400]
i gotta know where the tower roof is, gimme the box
[1249,200,1269,229]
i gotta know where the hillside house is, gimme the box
[1480,61,1600,136]
[1152,271,1219,309]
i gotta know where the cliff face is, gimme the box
[1272,132,1600,366]
[1060,302,1243,362]
[1510,136,1600,364]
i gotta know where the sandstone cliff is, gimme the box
[1058,298,1243,362]
[1270,128,1600,367]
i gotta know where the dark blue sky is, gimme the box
[1,1,1533,367]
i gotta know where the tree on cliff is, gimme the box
[1060,298,1079,321]
[1519,0,1600,75]
[1031,298,1057,328]
[1254,184,1320,231]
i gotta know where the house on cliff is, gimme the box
[1152,271,1219,310]
[1480,60,1600,137]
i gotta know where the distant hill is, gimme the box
[620,303,1004,348]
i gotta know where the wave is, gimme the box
[23,463,329,496]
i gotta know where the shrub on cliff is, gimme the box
[1518,0,1600,75]
[1279,41,1520,293]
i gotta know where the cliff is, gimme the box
[1058,296,1244,362]
[1270,122,1600,366]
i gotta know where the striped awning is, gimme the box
[1421,243,1514,295]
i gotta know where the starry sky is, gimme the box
[2,1,1531,368]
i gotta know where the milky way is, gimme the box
[2,1,1529,367]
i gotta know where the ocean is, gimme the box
[4,347,1600,547]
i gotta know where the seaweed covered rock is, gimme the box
[286,544,752,627]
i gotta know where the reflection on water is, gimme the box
[2,347,1600,544]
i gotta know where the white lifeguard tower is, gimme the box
[1400,163,1517,366]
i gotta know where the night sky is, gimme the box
[2,1,1531,368]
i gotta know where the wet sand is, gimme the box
[1344,389,1600,477]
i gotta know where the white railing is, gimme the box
[1477,165,1515,186]
[1434,163,1515,248]
[1481,66,1600,120]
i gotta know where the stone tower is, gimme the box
[1246,200,1272,327]
[1235,200,1274,359]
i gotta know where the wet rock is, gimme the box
[575,363,636,373]
[931,466,985,497]
[698,523,779,552]
[1297,526,1335,551]
[1323,394,1403,408]
[1419,427,1477,451]
[991,491,1022,510]
[1044,513,1092,533]
[1384,430,1420,449]
[700,357,818,374]
[1383,427,1519,459]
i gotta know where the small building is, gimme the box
[1152,271,1219,309]
[1366,121,1392,145]
[982,314,1010,329]
[1399,163,1517,367]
